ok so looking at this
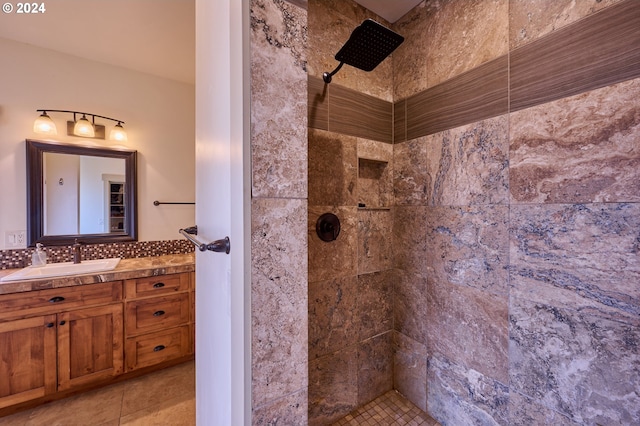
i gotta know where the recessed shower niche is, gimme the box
[358,157,392,210]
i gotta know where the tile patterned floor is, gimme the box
[0,362,438,426]
[333,391,441,426]
[0,361,195,426]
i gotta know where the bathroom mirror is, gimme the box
[26,139,137,246]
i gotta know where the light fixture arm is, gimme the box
[36,109,125,125]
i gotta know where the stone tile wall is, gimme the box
[292,0,639,424]
[392,1,639,425]
[306,2,397,423]
[250,0,309,424]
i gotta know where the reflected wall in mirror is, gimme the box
[27,139,137,246]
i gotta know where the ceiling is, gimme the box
[354,0,423,23]
[0,0,195,84]
[0,0,416,85]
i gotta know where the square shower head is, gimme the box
[335,19,404,72]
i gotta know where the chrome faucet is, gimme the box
[72,239,83,264]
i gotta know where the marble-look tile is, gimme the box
[252,388,308,426]
[508,391,580,426]
[357,332,394,406]
[510,297,640,425]
[426,0,509,87]
[308,129,357,206]
[393,137,429,206]
[392,2,432,100]
[510,203,640,323]
[357,271,393,339]
[357,138,392,163]
[308,206,357,282]
[428,280,509,383]
[392,206,427,275]
[509,0,623,49]
[510,78,640,203]
[308,0,393,101]
[393,331,427,412]
[428,354,509,426]
[121,361,194,416]
[250,0,308,198]
[308,346,358,426]
[357,160,392,208]
[427,205,509,296]
[357,210,392,274]
[307,1,394,101]
[309,276,358,360]
[251,198,308,407]
[358,138,393,208]
[394,269,428,346]
[426,115,509,206]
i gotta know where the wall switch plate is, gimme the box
[5,230,26,248]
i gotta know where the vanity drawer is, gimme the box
[125,273,190,299]
[0,282,122,320]
[125,325,191,371]
[125,293,190,335]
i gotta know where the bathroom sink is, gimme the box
[0,258,121,282]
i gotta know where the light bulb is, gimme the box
[33,111,57,135]
[109,122,128,141]
[73,114,95,137]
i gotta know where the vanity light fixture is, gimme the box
[109,121,128,142]
[73,114,95,137]
[33,111,57,135]
[33,109,127,141]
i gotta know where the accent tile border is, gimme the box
[308,0,640,143]
[330,84,393,143]
[308,76,393,144]
[510,0,640,112]
[405,56,508,141]
[308,75,328,131]
[0,239,195,270]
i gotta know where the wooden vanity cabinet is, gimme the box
[123,272,194,372]
[0,282,123,410]
[0,270,194,414]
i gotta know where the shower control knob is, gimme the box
[316,213,341,242]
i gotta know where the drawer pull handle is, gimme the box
[153,310,166,317]
[49,296,65,303]
[46,322,55,328]
[59,321,66,326]
[153,282,165,288]
[153,345,166,352]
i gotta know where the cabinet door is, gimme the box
[0,315,57,409]
[57,304,123,391]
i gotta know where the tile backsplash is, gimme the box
[0,239,194,270]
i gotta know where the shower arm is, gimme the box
[322,62,344,84]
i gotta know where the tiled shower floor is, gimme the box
[0,361,439,426]
[333,390,441,425]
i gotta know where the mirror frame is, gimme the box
[26,139,138,247]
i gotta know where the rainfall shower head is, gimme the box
[323,19,404,84]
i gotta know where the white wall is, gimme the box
[0,37,195,249]
[44,153,79,235]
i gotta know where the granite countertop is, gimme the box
[0,253,195,295]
